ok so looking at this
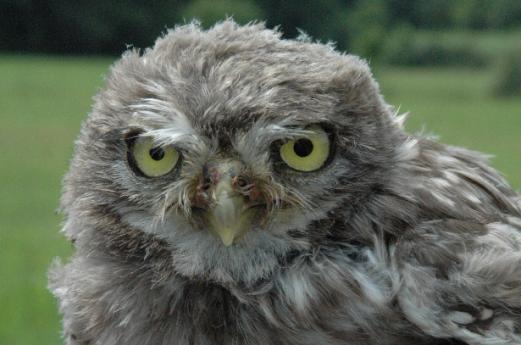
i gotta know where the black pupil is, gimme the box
[149,147,165,161]
[293,139,313,157]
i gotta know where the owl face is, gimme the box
[124,121,335,245]
[64,21,400,283]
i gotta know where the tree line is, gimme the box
[1,0,520,55]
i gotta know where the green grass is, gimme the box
[0,56,520,345]
[0,55,111,344]
[377,67,521,188]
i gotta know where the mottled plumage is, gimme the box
[49,21,521,345]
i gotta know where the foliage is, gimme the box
[381,27,488,67]
[492,49,521,97]
[344,0,389,60]
[391,0,455,29]
[182,0,265,28]
[258,0,350,49]
[1,0,520,57]
[452,0,521,30]
[0,0,187,55]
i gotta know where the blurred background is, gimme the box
[1,0,520,344]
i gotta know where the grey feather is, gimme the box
[49,20,521,345]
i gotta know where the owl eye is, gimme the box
[279,125,331,172]
[129,136,180,177]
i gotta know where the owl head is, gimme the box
[62,20,406,285]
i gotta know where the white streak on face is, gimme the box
[233,117,314,168]
[128,98,207,153]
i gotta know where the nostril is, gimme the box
[202,177,212,191]
[201,164,216,191]
[236,177,248,188]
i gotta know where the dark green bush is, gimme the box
[492,49,521,97]
[2,0,521,56]
[381,28,489,67]
[181,0,265,28]
[344,0,389,61]
[379,24,416,65]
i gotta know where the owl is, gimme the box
[49,20,521,345]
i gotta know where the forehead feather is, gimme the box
[92,20,386,138]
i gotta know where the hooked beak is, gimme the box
[198,161,262,247]
[208,179,248,246]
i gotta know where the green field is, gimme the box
[1,56,520,345]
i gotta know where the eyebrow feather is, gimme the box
[128,98,206,151]
[235,117,321,154]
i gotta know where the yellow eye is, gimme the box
[130,137,180,177]
[279,126,331,172]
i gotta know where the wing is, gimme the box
[395,217,521,345]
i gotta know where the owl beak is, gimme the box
[210,194,243,246]
[208,176,251,246]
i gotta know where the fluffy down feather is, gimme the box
[49,20,521,345]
